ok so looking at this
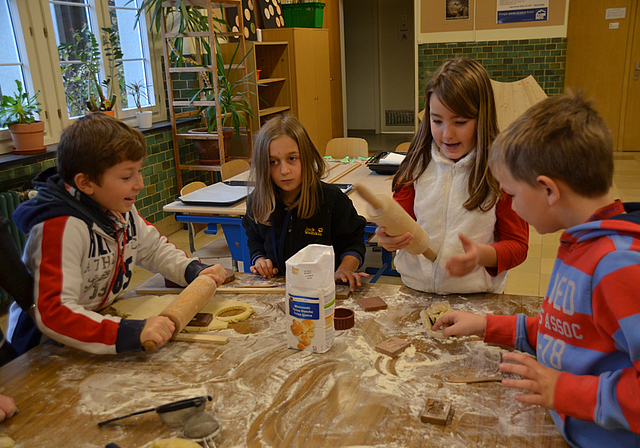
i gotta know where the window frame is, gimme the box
[0,0,166,155]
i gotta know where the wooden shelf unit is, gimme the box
[245,41,292,131]
[160,0,254,190]
[262,28,332,155]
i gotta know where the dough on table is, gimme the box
[0,433,15,448]
[149,438,202,448]
[108,294,252,332]
[420,300,453,338]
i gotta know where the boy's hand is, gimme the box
[375,227,413,251]
[500,352,561,410]
[0,394,17,422]
[334,267,369,292]
[198,264,228,286]
[445,233,480,276]
[141,316,175,349]
[251,257,278,279]
[432,310,486,337]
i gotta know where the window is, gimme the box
[108,0,155,114]
[0,0,28,100]
[0,0,166,155]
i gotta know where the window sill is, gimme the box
[0,118,200,170]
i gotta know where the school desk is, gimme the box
[163,161,396,277]
[0,276,569,447]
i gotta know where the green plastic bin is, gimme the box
[282,2,325,28]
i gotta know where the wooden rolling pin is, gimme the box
[143,275,218,351]
[355,183,436,261]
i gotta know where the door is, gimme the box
[622,6,640,151]
[565,0,637,150]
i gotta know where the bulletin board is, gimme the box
[420,0,566,34]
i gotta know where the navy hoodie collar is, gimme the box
[13,167,119,237]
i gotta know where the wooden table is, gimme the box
[0,276,568,447]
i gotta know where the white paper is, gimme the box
[378,152,406,165]
[605,8,626,20]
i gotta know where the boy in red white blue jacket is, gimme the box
[433,93,640,447]
[7,113,227,356]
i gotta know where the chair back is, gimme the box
[490,75,547,131]
[221,159,250,181]
[325,138,369,159]
[395,142,411,153]
[180,181,207,196]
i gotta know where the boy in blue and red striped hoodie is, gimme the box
[432,92,640,448]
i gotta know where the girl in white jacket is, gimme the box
[377,58,528,294]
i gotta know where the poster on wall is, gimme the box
[497,0,549,24]
[446,0,469,20]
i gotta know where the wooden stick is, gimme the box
[329,163,362,183]
[174,333,228,345]
[445,376,503,383]
[217,287,285,294]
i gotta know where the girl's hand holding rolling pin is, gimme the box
[375,226,413,251]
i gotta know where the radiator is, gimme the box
[0,191,26,304]
[385,110,414,126]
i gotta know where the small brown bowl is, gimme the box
[334,308,355,330]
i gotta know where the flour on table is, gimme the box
[108,294,252,331]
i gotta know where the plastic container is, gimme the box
[334,308,354,330]
[282,2,325,28]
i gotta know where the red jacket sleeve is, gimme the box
[392,185,416,220]
[488,195,529,276]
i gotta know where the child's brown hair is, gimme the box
[249,114,325,225]
[489,91,613,197]
[393,57,501,211]
[57,112,147,187]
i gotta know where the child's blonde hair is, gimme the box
[393,57,501,211]
[249,115,325,224]
[489,91,613,197]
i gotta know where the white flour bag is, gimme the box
[285,244,336,353]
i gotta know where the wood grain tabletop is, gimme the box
[0,277,569,448]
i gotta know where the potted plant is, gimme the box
[58,25,123,115]
[0,80,46,155]
[125,80,153,129]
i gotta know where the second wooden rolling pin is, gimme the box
[143,275,218,351]
[354,183,436,261]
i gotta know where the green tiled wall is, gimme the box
[418,37,566,109]
[0,156,57,192]
[0,122,210,224]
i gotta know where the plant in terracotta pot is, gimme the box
[125,80,153,129]
[188,38,256,165]
[0,80,46,155]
